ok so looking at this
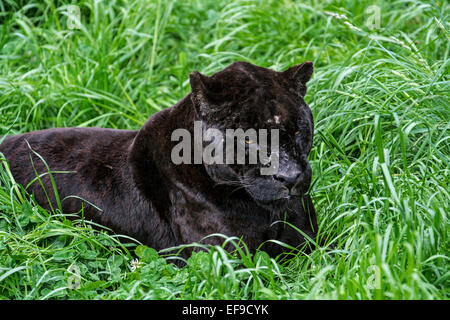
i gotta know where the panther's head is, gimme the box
[189,61,314,210]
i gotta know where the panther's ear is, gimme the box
[189,70,211,116]
[283,61,314,97]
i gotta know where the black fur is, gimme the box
[0,61,318,259]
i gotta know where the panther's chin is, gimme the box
[247,186,307,212]
[252,197,289,214]
[244,185,287,200]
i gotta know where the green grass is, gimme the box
[0,0,448,299]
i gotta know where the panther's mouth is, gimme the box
[244,181,304,202]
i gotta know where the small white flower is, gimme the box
[130,258,142,271]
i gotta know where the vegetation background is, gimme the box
[0,0,448,299]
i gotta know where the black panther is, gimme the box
[0,61,318,259]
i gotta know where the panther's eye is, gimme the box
[245,138,255,144]
[295,130,301,136]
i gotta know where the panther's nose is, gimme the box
[274,171,301,190]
